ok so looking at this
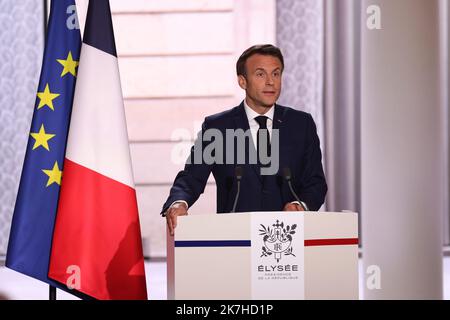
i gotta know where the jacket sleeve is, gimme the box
[297,114,328,211]
[161,120,213,215]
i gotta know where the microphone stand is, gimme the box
[283,167,306,211]
[231,166,243,213]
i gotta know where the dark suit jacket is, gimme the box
[161,102,327,214]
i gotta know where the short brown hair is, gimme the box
[236,44,284,77]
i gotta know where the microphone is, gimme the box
[231,166,243,213]
[282,167,306,211]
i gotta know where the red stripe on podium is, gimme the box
[304,238,359,246]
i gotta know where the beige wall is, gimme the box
[89,0,276,257]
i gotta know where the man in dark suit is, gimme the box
[162,44,327,235]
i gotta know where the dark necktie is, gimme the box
[254,115,271,165]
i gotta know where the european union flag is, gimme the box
[6,0,81,291]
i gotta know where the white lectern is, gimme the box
[167,211,358,299]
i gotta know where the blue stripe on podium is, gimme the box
[174,240,251,247]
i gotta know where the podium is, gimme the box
[167,211,359,300]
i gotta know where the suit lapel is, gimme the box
[232,102,250,131]
[272,104,284,131]
[272,104,287,173]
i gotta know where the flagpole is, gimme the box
[44,0,52,303]
[43,0,48,43]
[49,285,56,300]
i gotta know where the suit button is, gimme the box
[262,189,270,195]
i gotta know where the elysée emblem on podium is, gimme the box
[259,220,297,262]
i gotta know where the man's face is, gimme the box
[238,54,282,110]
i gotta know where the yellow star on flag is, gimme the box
[37,84,60,111]
[57,51,79,77]
[42,161,62,187]
[30,124,55,151]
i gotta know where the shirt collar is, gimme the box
[243,99,275,123]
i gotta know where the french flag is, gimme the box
[48,0,147,300]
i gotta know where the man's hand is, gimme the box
[283,202,305,212]
[166,202,188,236]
